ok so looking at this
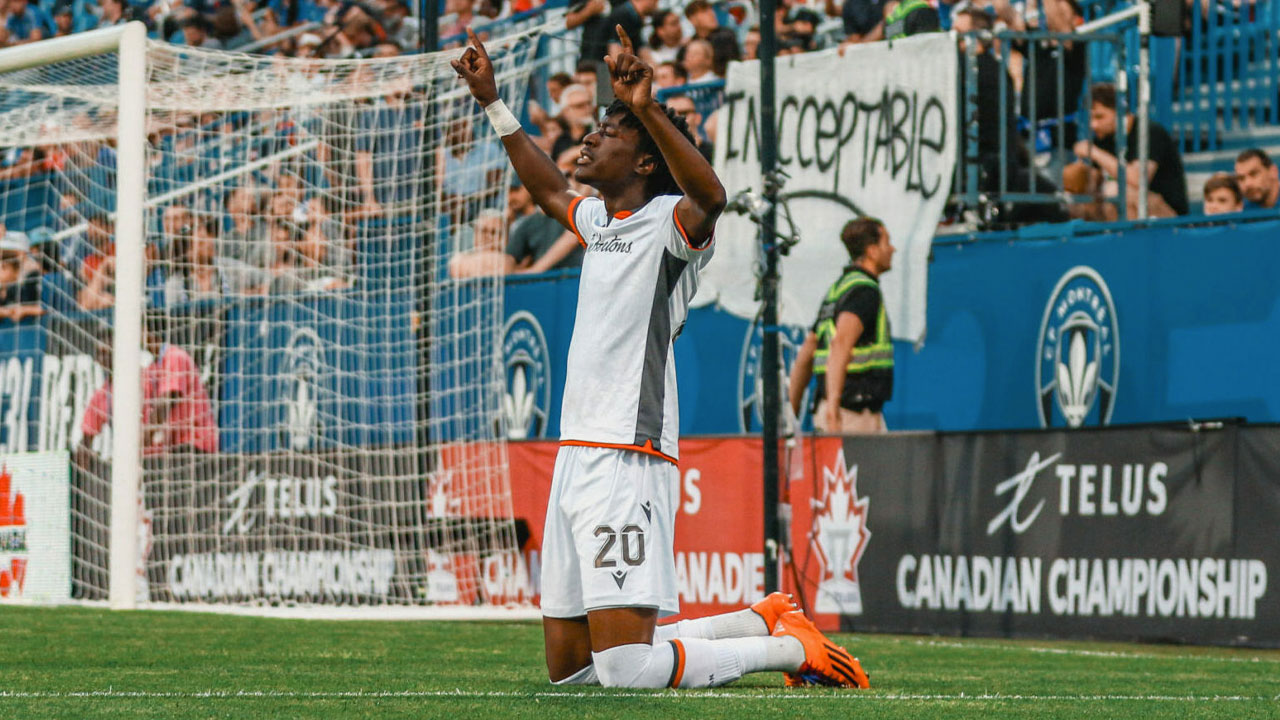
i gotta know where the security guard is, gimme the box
[789,218,895,434]
[883,0,940,40]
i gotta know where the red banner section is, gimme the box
[507,437,858,630]
[781,436,869,633]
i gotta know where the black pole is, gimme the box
[759,0,781,595]
[420,0,438,53]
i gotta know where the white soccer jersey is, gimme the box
[558,194,714,463]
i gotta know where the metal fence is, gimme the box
[951,28,1139,226]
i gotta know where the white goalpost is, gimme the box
[0,22,148,611]
[0,18,567,615]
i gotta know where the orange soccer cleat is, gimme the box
[750,592,799,634]
[772,610,870,689]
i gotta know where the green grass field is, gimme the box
[1,606,1277,719]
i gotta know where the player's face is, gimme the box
[574,114,645,189]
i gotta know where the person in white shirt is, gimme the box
[453,24,869,691]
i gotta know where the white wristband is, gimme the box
[484,99,522,137]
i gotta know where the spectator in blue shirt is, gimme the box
[51,2,76,36]
[356,77,429,215]
[6,0,56,43]
[433,114,503,225]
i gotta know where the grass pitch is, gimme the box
[1,606,1277,719]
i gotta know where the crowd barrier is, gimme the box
[504,214,1280,436]
[505,421,1278,646]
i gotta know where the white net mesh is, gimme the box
[0,24,569,607]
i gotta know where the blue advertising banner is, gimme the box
[503,218,1280,435]
[0,323,50,454]
[218,295,416,453]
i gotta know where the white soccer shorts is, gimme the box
[539,444,680,619]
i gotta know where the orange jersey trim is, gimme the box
[672,205,711,251]
[558,438,677,465]
[566,195,588,248]
[668,640,687,688]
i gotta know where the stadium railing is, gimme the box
[951,28,1133,226]
[1080,0,1280,151]
[1173,0,1280,151]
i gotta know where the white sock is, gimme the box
[591,637,804,688]
[551,664,598,685]
[670,636,805,687]
[652,608,771,643]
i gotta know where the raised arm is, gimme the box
[607,26,726,245]
[452,28,580,232]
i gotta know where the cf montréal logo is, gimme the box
[1036,266,1120,428]
[501,311,550,440]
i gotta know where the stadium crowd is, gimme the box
[0,0,1276,313]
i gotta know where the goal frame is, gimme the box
[0,21,147,610]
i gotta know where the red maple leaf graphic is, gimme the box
[0,558,26,597]
[0,465,24,528]
[812,449,871,584]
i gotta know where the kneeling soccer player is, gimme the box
[452,25,869,690]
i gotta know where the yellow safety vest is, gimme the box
[813,268,893,375]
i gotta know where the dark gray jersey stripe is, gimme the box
[634,249,688,451]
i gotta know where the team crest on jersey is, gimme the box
[502,311,550,440]
[737,318,809,433]
[1036,266,1120,428]
[282,327,323,450]
[811,448,871,615]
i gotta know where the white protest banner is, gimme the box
[699,34,958,343]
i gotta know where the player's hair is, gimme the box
[603,99,696,198]
[841,217,885,260]
[1090,82,1118,111]
[1236,147,1273,168]
[1203,172,1243,201]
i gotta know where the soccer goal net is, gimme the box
[0,20,565,612]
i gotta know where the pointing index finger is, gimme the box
[466,27,490,59]
[615,24,634,55]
